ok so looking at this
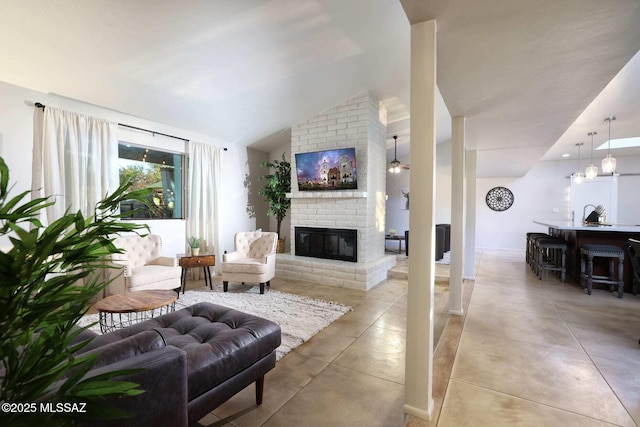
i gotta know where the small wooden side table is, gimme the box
[95,290,177,333]
[385,235,405,254]
[178,253,215,294]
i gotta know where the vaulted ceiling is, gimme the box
[1,0,639,177]
[400,0,640,176]
[0,0,411,146]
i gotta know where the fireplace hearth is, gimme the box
[295,227,357,262]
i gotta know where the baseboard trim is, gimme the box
[404,402,433,421]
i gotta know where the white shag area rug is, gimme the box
[79,285,352,360]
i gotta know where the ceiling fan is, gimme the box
[388,135,410,173]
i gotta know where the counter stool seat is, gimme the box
[580,244,624,298]
[535,237,567,282]
[527,233,550,269]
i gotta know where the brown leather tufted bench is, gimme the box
[77,302,281,426]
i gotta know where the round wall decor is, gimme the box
[486,187,514,211]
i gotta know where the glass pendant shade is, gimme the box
[602,116,617,174]
[585,131,597,179]
[388,135,401,173]
[573,171,585,184]
[388,160,401,174]
[572,142,584,184]
[601,154,616,174]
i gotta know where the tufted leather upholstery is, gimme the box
[221,231,278,294]
[106,234,181,294]
[75,302,281,426]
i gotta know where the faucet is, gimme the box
[582,204,596,223]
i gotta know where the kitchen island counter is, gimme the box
[533,220,640,233]
[533,220,640,293]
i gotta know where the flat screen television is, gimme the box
[295,147,357,191]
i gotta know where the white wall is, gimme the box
[476,161,569,250]
[246,147,270,233]
[435,141,453,224]
[385,140,452,238]
[476,156,640,250]
[614,155,640,225]
[0,80,256,256]
[385,158,410,235]
[386,144,640,251]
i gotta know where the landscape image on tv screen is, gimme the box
[295,147,357,191]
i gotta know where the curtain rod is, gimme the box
[118,123,189,143]
[34,102,228,150]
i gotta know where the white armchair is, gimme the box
[221,231,278,294]
[105,234,182,295]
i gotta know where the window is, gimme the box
[118,143,185,219]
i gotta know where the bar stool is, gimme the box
[626,239,640,295]
[535,237,567,281]
[526,233,549,269]
[580,244,624,298]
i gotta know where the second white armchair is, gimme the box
[221,231,278,294]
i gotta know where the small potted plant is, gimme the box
[188,236,202,256]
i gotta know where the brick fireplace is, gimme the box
[275,91,395,290]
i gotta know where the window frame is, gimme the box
[117,141,187,220]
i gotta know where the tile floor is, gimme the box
[184,248,640,426]
[418,249,640,427]
[194,260,449,427]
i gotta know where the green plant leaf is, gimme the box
[0,157,149,421]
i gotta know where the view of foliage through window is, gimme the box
[118,143,184,219]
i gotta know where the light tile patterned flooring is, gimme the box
[194,248,640,426]
[416,249,640,427]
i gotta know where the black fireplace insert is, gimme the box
[295,227,357,262]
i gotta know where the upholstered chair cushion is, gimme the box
[247,235,278,260]
[221,259,269,275]
[108,234,181,293]
[128,265,182,288]
[113,235,163,269]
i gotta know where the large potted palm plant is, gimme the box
[0,156,152,426]
[259,153,291,253]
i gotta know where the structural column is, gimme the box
[449,117,465,315]
[404,19,436,421]
[464,150,477,279]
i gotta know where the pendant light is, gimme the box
[573,142,584,184]
[388,135,401,174]
[585,131,598,179]
[601,116,617,174]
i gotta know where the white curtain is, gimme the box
[187,142,222,273]
[32,106,118,221]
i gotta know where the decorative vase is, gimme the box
[191,247,200,256]
[276,237,286,253]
